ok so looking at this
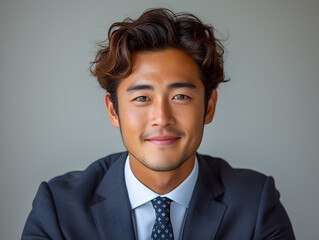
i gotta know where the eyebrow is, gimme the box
[126,82,196,92]
[167,82,196,90]
[126,84,154,92]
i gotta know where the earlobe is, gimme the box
[204,89,218,124]
[104,93,120,128]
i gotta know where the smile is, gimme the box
[146,135,181,146]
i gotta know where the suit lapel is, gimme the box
[182,154,227,240]
[90,153,136,240]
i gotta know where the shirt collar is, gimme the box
[124,155,199,209]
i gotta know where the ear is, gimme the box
[204,89,218,125]
[104,93,120,128]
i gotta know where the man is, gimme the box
[22,8,295,240]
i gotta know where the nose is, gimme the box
[150,98,175,128]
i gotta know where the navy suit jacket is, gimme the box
[22,152,295,239]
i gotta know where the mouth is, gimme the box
[145,135,181,146]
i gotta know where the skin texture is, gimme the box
[105,48,217,194]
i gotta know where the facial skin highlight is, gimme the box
[105,48,217,194]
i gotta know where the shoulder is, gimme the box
[198,153,267,181]
[197,154,295,238]
[197,153,272,198]
[43,152,127,203]
[48,151,126,185]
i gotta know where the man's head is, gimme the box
[91,8,227,183]
[91,8,227,114]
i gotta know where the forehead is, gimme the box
[118,48,203,89]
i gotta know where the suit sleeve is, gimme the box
[253,176,295,240]
[21,182,65,240]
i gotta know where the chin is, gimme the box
[145,164,181,172]
[143,157,187,172]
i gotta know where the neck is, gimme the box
[129,154,195,195]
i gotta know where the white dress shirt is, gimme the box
[124,155,199,240]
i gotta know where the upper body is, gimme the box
[22,8,295,240]
[22,152,295,240]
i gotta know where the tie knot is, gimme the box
[151,197,172,223]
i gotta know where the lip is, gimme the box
[146,135,181,146]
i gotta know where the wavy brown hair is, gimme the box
[90,8,228,113]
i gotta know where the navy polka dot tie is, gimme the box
[151,196,174,240]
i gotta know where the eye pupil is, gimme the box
[136,96,149,101]
[175,94,186,100]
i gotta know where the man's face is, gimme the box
[106,48,216,173]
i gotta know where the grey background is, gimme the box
[1,0,318,239]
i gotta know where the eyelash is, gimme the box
[173,94,190,100]
[133,94,190,102]
[134,96,151,102]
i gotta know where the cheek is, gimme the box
[119,106,148,132]
[175,103,205,128]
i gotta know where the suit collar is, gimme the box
[90,152,226,240]
[182,153,226,240]
[90,152,136,240]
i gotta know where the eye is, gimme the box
[134,96,151,102]
[173,94,190,100]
